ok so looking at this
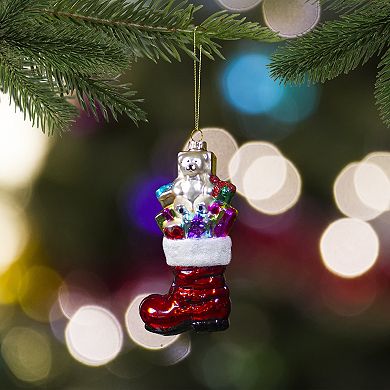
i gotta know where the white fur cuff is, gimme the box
[163,236,232,267]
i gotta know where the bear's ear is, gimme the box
[203,153,209,161]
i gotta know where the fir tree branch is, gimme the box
[0,0,279,133]
[269,2,390,84]
[6,20,130,76]
[320,0,371,13]
[0,49,77,134]
[269,1,390,127]
[28,63,147,125]
[0,0,130,76]
[375,48,390,127]
[35,0,279,61]
[73,78,147,124]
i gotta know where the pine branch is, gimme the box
[320,0,371,13]
[199,11,278,59]
[269,1,390,127]
[28,63,147,125]
[0,0,279,133]
[270,2,390,84]
[35,0,279,61]
[0,1,130,76]
[376,48,390,127]
[6,20,130,77]
[0,49,77,133]
[73,78,147,124]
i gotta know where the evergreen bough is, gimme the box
[3,0,389,133]
[0,0,278,134]
[269,0,390,127]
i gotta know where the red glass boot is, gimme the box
[139,265,230,335]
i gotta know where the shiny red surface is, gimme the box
[163,226,185,240]
[139,266,230,334]
[210,175,236,198]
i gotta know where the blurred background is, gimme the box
[1,0,390,389]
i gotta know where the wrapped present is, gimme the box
[210,175,236,205]
[212,203,237,237]
[155,183,174,208]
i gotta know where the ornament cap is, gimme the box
[188,140,207,151]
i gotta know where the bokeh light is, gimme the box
[58,270,109,319]
[184,127,238,180]
[243,155,287,200]
[0,263,25,305]
[246,158,301,215]
[0,93,51,189]
[216,0,263,12]
[125,294,179,350]
[125,176,171,235]
[65,305,123,367]
[229,141,283,197]
[354,162,390,212]
[49,300,68,344]
[333,160,390,221]
[0,305,15,333]
[364,151,390,179]
[0,197,28,275]
[262,0,320,38]
[59,284,101,320]
[229,142,301,214]
[334,163,382,221]
[268,83,320,124]
[1,327,51,383]
[320,218,379,278]
[18,266,63,322]
[222,53,285,115]
[221,52,319,125]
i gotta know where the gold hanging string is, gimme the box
[190,26,203,142]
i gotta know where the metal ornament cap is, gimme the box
[188,140,207,151]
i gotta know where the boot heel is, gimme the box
[192,319,229,333]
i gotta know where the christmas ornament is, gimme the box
[139,29,238,336]
[139,140,237,335]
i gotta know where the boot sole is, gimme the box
[192,319,229,333]
[145,319,229,336]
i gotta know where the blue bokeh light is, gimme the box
[222,53,285,115]
[268,84,320,124]
[125,176,171,235]
[221,52,319,125]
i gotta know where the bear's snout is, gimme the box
[187,163,197,171]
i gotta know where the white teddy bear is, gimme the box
[172,150,215,202]
[156,142,216,211]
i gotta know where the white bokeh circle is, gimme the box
[216,0,263,12]
[229,141,283,197]
[334,163,383,221]
[353,162,390,212]
[65,305,123,366]
[0,93,51,189]
[243,155,287,201]
[262,0,320,38]
[320,218,379,278]
[246,158,301,215]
